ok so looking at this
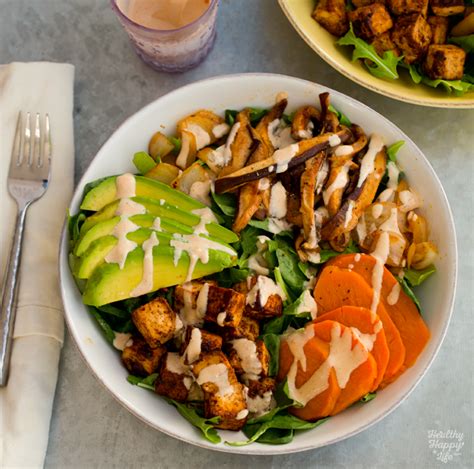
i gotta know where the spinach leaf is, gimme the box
[282,112,295,125]
[211,191,237,217]
[209,267,249,288]
[82,176,111,199]
[97,304,130,319]
[328,104,352,127]
[239,225,264,261]
[133,151,156,175]
[404,265,436,287]
[387,140,404,163]
[68,211,86,244]
[261,334,280,376]
[248,218,293,237]
[274,267,293,304]
[127,373,159,391]
[169,136,182,154]
[448,35,474,53]
[225,109,238,126]
[316,240,359,264]
[337,24,402,80]
[89,307,115,344]
[165,399,221,444]
[398,277,422,313]
[283,290,315,316]
[263,315,292,335]
[276,248,307,296]
[360,392,376,403]
[249,108,268,124]
[244,427,294,445]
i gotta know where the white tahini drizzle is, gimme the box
[295,290,318,319]
[369,230,390,321]
[344,200,355,228]
[334,145,354,157]
[328,134,341,147]
[323,161,351,205]
[269,181,287,219]
[212,122,230,139]
[273,143,299,173]
[183,328,202,364]
[185,123,211,150]
[267,119,297,149]
[357,134,384,188]
[246,275,287,308]
[387,282,401,306]
[350,321,382,352]
[115,173,136,199]
[112,332,132,351]
[231,338,263,382]
[222,122,240,165]
[130,232,159,297]
[196,363,234,397]
[180,282,209,326]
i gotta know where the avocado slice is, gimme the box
[80,175,204,212]
[83,245,237,307]
[74,214,193,257]
[79,196,238,244]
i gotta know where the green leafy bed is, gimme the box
[68,106,436,446]
[337,24,474,95]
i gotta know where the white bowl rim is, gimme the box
[59,72,458,455]
[278,0,474,109]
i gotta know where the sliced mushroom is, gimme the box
[319,92,340,133]
[255,99,288,152]
[321,146,387,246]
[291,105,321,140]
[214,128,352,194]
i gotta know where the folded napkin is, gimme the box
[0,62,74,468]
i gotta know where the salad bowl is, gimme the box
[278,0,474,108]
[59,73,457,454]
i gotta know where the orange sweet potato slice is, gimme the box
[314,306,389,391]
[328,254,430,371]
[278,332,341,420]
[314,265,406,381]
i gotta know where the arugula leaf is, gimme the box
[328,104,352,127]
[165,399,221,444]
[360,392,377,403]
[89,307,115,344]
[337,24,402,80]
[404,264,436,287]
[449,35,474,53]
[387,141,405,163]
[169,136,182,155]
[398,277,422,313]
[420,76,474,95]
[133,151,157,175]
[261,334,280,376]
[127,373,159,391]
[404,63,422,84]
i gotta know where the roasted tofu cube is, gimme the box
[180,326,222,364]
[431,0,465,17]
[349,4,394,40]
[225,338,270,382]
[353,0,386,7]
[122,336,166,377]
[174,282,245,328]
[222,316,260,342]
[371,31,401,57]
[423,44,466,79]
[131,297,178,348]
[155,352,193,402]
[193,351,248,430]
[246,378,277,417]
[387,0,428,16]
[427,16,449,44]
[392,14,432,64]
[312,0,349,37]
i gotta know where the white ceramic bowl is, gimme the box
[59,73,457,454]
[278,0,474,108]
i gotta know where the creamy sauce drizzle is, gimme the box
[273,143,299,173]
[231,338,262,382]
[216,312,227,326]
[246,390,274,416]
[180,282,209,326]
[323,161,351,205]
[387,282,401,306]
[369,231,390,321]
[176,131,192,169]
[296,290,318,319]
[269,181,287,219]
[113,332,132,351]
[357,134,384,188]
[350,320,382,352]
[166,352,190,375]
[189,180,212,206]
[130,232,159,297]
[185,123,211,150]
[115,173,136,199]
[184,328,202,364]
[268,119,296,149]
[212,123,230,139]
[222,122,240,165]
[196,363,233,397]
[334,145,354,157]
[344,200,355,228]
[246,275,287,308]
[328,134,341,147]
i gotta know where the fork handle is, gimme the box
[0,204,30,386]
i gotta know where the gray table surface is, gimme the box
[2,0,473,467]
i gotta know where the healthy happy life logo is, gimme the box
[428,429,464,464]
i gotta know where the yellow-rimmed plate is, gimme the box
[279,0,474,108]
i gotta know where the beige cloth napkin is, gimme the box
[0,62,74,468]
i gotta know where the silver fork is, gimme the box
[0,112,52,386]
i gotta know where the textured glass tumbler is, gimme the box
[111,0,219,72]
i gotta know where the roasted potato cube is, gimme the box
[423,44,466,80]
[392,14,432,64]
[226,339,270,382]
[312,0,349,37]
[193,351,248,430]
[387,0,428,16]
[349,4,394,40]
[353,0,385,7]
[155,352,193,402]
[180,326,223,364]
[431,0,465,17]
[132,297,178,348]
[122,336,166,377]
[427,16,449,44]
[246,378,277,416]
[222,316,260,342]
[371,31,400,57]
[174,282,245,328]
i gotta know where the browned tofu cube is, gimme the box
[192,351,248,430]
[423,44,466,79]
[180,326,222,364]
[392,14,432,63]
[174,282,245,328]
[371,31,401,57]
[246,378,277,416]
[387,0,428,16]
[427,16,449,44]
[353,0,386,7]
[222,316,260,342]
[132,297,178,348]
[122,336,166,377]
[312,0,349,37]
[431,0,465,16]
[225,338,270,382]
[155,352,193,402]
[348,4,393,41]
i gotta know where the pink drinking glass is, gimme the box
[111,0,219,72]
